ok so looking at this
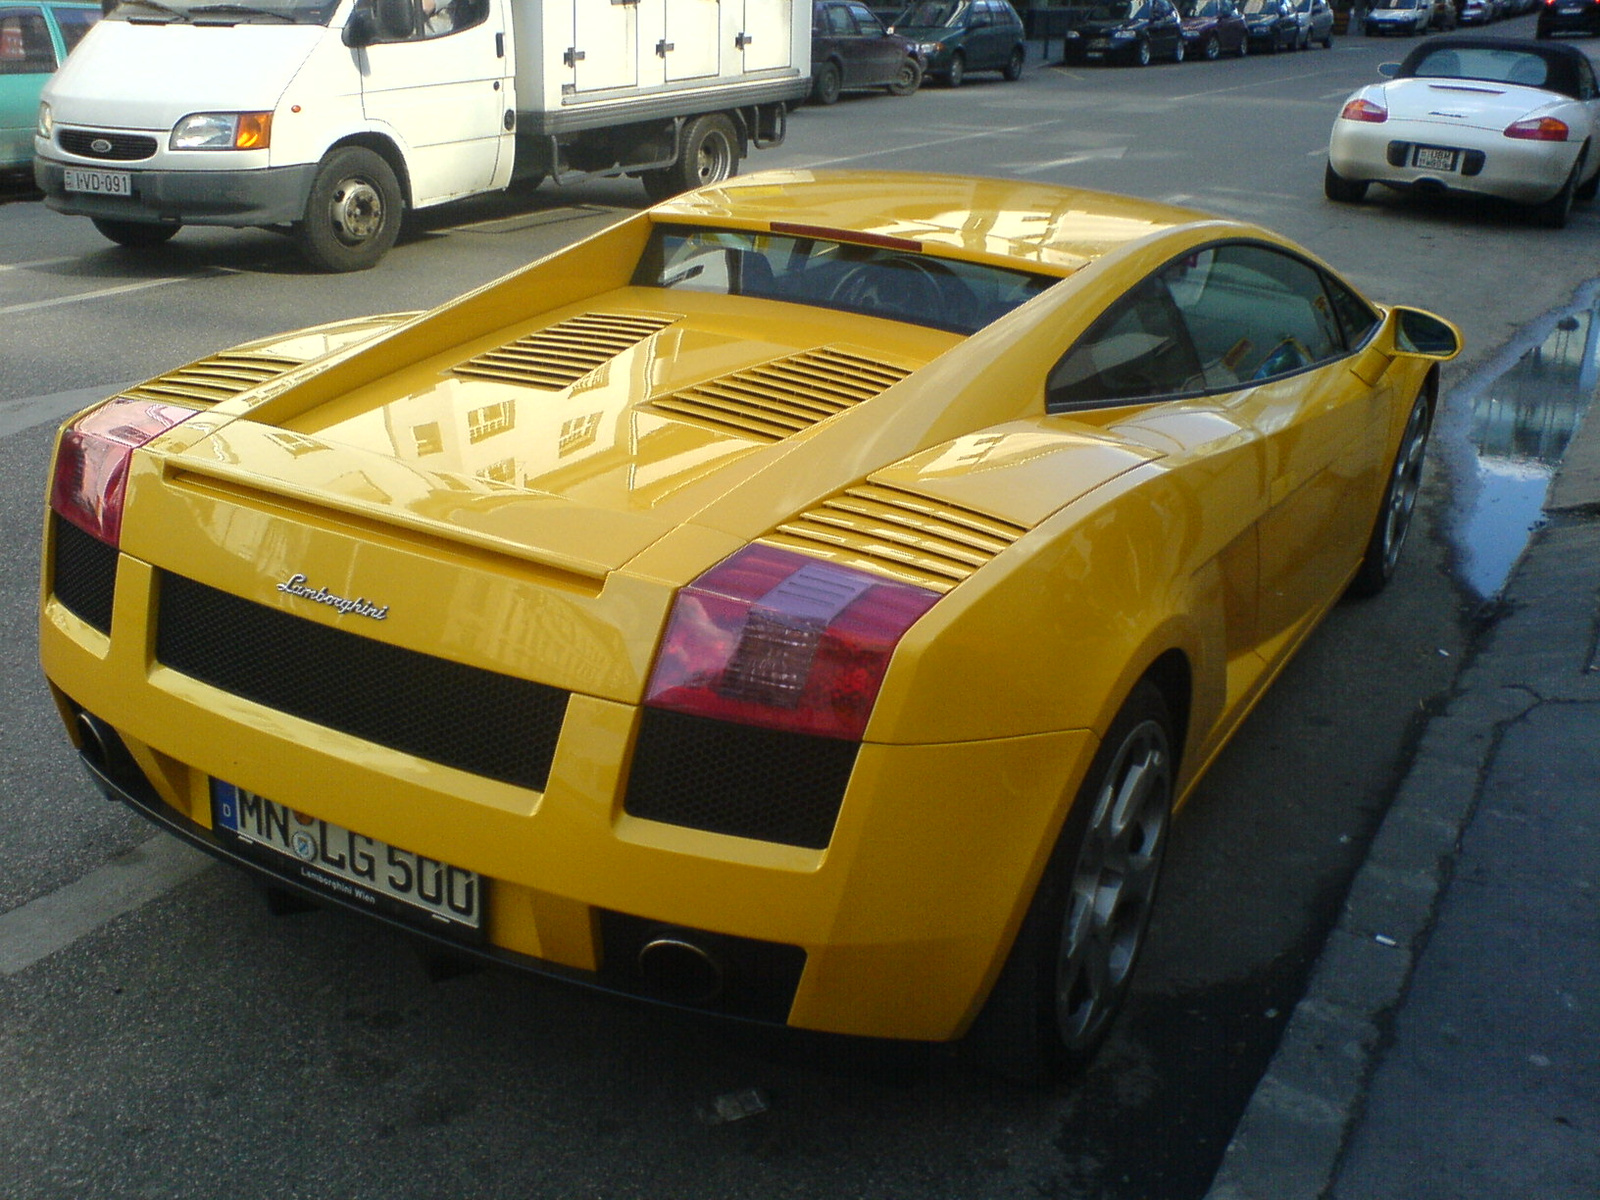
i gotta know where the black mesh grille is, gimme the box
[52,515,118,634]
[58,129,159,161]
[625,708,856,849]
[156,573,569,792]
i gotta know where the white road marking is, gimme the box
[0,835,212,977]
[0,272,209,316]
[1010,147,1130,174]
[0,256,79,272]
[797,118,1072,167]
[1168,66,1354,104]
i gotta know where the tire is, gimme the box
[965,680,1175,1083]
[294,147,402,273]
[90,218,180,248]
[1349,381,1433,597]
[1133,37,1152,65]
[811,61,842,105]
[887,55,923,96]
[1172,35,1186,62]
[642,113,740,201]
[1237,31,1249,54]
[946,51,966,86]
[1533,159,1579,228]
[1322,28,1334,46]
[1003,44,1025,80]
[1324,160,1369,202]
[1203,34,1221,59]
[1576,159,1599,202]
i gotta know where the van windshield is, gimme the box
[108,0,336,24]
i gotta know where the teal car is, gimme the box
[892,0,1027,86]
[1,1,98,172]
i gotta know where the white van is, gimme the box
[34,0,807,269]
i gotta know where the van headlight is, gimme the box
[170,112,273,151]
[37,102,53,141]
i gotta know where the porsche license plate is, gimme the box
[1412,146,1459,172]
[211,782,482,932]
[63,167,133,196]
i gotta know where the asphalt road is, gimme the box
[1,18,1592,1199]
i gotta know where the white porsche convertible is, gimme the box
[1326,36,1600,227]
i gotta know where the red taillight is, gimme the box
[1504,117,1569,142]
[50,398,197,546]
[645,544,940,741]
[1339,98,1388,124]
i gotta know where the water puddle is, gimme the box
[1439,282,1600,600]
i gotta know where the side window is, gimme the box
[419,0,486,38]
[825,4,854,33]
[846,1,883,33]
[0,8,55,74]
[1047,277,1203,411]
[1320,271,1380,350]
[1162,243,1344,387]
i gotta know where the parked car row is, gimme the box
[809,0,1026,102]
[1058,0,1334,66]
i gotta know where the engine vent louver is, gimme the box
[119,352,303,406]
[765,482,1028,592]
[451,312,680,390]
[645,348,912,442]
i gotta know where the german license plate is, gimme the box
[1412,146,1459,172]
[211,781,482,933]
[63,167,133,196]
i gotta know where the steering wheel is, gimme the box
[828,257,975,327]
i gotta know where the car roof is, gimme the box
[1395,36,1594,97]
[650,170,1227,277]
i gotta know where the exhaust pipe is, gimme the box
[75,711,113,771]
[637,934,726,1005]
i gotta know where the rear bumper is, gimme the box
[1329,122,1580,205]
[35,156,316,227]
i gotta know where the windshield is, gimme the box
[897,0,963,25]
[1088,1,1141,18]
[634,225,1057,336]
[1411,46,1552,88]
[1177,0,1218,15]
[107,0,336,24]
[1373,0,1418,9]
[1239,0,1277,14]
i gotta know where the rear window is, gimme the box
[633,225,1058,335]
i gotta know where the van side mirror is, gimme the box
[342,8,377,46]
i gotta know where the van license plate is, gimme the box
[212,781,483,933]
[1412,146,1459,172]
[63,168,133,196]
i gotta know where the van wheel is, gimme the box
[1004,45,1025,80]
[642,113,740,202]
[964,680,1174,1083]
[91,218,179,248]
[295,147,403,272]
[946,52,966,86]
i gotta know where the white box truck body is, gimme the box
[34,0,807,269]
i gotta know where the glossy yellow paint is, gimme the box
[38,172,1461,1042]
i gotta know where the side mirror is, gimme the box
[1394,307,1461,359]
[1378,61,1400,78]
[342,7,376,46]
